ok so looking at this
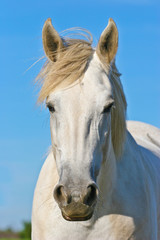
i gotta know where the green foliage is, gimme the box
[0,221,31,240]
[19,221,31,239]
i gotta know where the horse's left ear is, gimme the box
[96,18,118,63]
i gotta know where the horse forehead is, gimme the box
[53,62,111,104]
[48,55,112,108]
[57,82,111,112]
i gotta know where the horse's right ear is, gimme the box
[42,18,64,62]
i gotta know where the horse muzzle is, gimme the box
[54,183,98,221]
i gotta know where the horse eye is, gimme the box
[102,102,114,114]
[47,104,55,113]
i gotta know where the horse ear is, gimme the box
[96,18,118,63]
[42,18,64,62]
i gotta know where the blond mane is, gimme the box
[110,61,127,158]
[36,37,93,102]
[36,31,127,158]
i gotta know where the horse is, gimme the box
[32,18,160,240]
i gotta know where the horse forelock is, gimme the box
[36,29,94,103]
[36,29,127,159]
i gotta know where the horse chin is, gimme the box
[62,211,93,221]
[60,202,94,221]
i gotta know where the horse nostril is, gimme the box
[83,184,98,206]
[54,185,70,205]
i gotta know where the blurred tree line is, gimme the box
[19,221,31,239]
[0,221,31,239]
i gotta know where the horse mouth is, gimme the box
[61,202,94,221]
[62,211,93,221]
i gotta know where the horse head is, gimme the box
[38,18,126,221]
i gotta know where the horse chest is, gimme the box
[87,214,153,240]
[40,214,147,240]
[88,215,135,240]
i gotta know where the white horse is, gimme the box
[32,18,160,240]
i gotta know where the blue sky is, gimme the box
[0,0,159,230]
